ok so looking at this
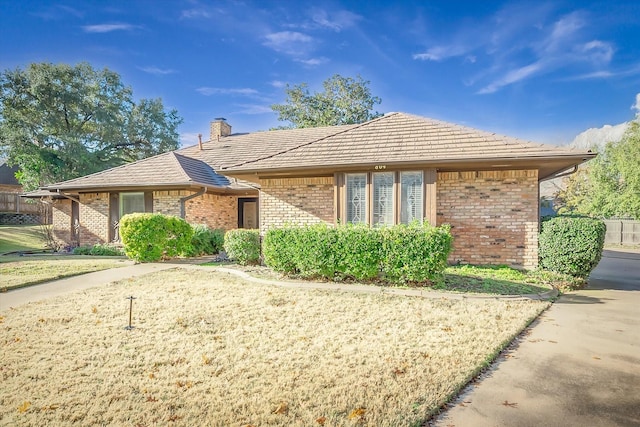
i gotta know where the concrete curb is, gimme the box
[195,266,558,301]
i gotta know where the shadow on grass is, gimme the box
[440,273,551,295]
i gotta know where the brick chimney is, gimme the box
[210,117,231,141]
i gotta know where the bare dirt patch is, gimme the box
[0,269,548,426]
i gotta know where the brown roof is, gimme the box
[42,112,595,191]
[44,152,246,192]
[221,113,595,180]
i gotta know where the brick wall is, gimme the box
[260,177,334,232]
[52,198,72,245]
[437,170,539,269]
[153,190,184,217]
[186,192,238,231]
[79,193,109,246]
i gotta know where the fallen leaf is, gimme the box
[273,401,288,415]
[501,400,518,408]
[202,354,211,365]
[18,401,31,413]
[348,407,366,419]
[548,340,558,344]
[146,396,158,402]
[593,356,601,360]
[316,416,326,425]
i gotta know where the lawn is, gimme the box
[0,268,549,426]
[0,256,131,291]
[0,225,46,254]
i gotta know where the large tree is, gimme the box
[0,62,182,190]
[271,74,382,128]
[557,120,640,219]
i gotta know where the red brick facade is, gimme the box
[437,170,539,269]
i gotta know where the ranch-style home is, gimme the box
[28,113,595,269]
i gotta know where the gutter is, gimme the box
[179,188,207,219]
[56,189,80,204]
[539,165,578,182]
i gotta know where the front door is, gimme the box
[238,198,258,229]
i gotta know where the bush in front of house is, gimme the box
[186,225,225,257]
[72,243,125,256]
[119,213,193,262]
[263,222,453,285]
[539,215,606,278]
[380,223,453,284]
[223,229,260,265]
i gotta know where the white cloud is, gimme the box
[270,80,287,88]
[633,93,640,116]
[310,9,361,32]
[138,66,176,75]
[196,87,259,96]
[578,40,614,63]
[181,8,211,19]
[82,23,137,33]
[294,57,329,67]
[413,44,468,62]
[478,61,544,94]
[263,31,313,56]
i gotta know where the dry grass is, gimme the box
[0,268,548,426]
[0,257,130,291]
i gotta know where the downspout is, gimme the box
[180,188,207,219]
[56,190,80,204]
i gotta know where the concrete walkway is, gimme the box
[0,263,179,311]
[434,249,640,427]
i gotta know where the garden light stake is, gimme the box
[125,296,136,330]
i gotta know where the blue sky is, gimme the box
[1,0,639,146]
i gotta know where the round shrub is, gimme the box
[539,216,605,278]
[262,227,298,273]
[119,213,193,262]
[224,229,260,265]
[186,224,224,257]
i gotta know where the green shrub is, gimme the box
[224,229,260,265]
[334,225,382,280]
[380,223,453,284]
[539,216,605,278]
[119,213,193,262]
[262,227,298,273]
[186,225,224,257]
[263,223,453,285]
[73,243,124,256]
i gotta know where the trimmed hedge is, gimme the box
[119,213,193,262]
[539,216,606,278]
[72,243,125,256]
[186,224,224,257]
[224,229,260,265]
[263,223,453,285]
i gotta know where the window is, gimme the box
[120,192,145,216]
[400,171,423,224]
[373,172,394,226]
[339,170,431,226]
[346,173,367,224]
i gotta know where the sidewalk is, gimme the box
[0,263,178,311]
[433,250,640,427]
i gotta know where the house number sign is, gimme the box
[374,165,387,170]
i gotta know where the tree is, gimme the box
[0,62,183,190]
[271,74,382,128]
[557,120,640,219]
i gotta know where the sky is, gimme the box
[1,0,639,147]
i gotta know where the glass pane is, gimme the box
[373,172,394,226]
[120,192,145,216]
[401,171,423,224]
[346,173,367,224]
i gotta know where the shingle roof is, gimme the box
[42,112,595,191]
[44,152,237,191]
[221,113,595,178]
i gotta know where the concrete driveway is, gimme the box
[435,249,640,427]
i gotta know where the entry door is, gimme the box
[238,198,258,229]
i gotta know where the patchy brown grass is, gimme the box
[0,256,130,291]
[0,268,548,426]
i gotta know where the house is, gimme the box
[27,113,595,268]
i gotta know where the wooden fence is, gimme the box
[604,219,640,245]
[0,192,40,214]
